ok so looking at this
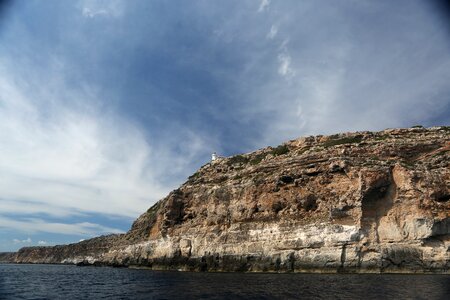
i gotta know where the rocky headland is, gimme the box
[0,252,15,263]
[6,127,450,273]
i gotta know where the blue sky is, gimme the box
[0,0,449,251]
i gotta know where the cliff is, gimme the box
[10,127,450,273]
[0,252,15,263]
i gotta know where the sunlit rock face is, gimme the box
[12,127,450,273]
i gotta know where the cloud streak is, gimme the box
[0,216,123,236]
[0,72,167,219]
[267,25,278,39]
[258,0,270,13]
[13,237,32,244]
[219,0,450,146]
[0,16,212,242]
[79,0,124,18]
[277,52,295,78]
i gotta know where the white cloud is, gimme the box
[0,56,209,225]
[267,25,278,39]
[258,0,270,13]
[38,240,48,245]
[1,216,123,236]
[13,237,32,244]
[79,0,124,18]
[224,1,450,148]
[82,8,109,18]
[277,53,295,78]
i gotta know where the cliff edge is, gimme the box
[10,127,450,273]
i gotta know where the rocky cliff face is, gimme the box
[0,252,15,263]
[10,127,450,273]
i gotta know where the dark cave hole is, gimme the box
[435,194,450,202]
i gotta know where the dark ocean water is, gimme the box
[0,264,449,300]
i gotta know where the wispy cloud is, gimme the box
[79,0,124,18]
[257,0,270,13]
[277,52,295,78]
[0,48,210,237]
[1,216,123,236]
[0,0,220,247]
[13,237,32,244]
[206,0,450,147]
[82,8,108,18]
[267,24,278,39]
[0,75,166,218]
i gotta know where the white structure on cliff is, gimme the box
[211,152,225,163]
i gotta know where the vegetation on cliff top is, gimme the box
[323,135,363,147]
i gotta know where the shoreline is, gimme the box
[2,261,448,275]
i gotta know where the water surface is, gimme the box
[0,264,449,299]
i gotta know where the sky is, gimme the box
[0,0,449,251]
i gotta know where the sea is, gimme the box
[0,264,449,299]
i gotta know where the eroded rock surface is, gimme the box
[0,252,15,263]
[10,127,450,273]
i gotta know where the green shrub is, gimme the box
[271,144,290,156]
[227,154,249,165]
[433,150,449,157]
[250,153,268,165]
[214,175,229,183]
[323,135,363,147]
[146,201,161,215]
[188,171,201,180]
[374,134,390,141]
[253,175,265,185]
[401,161,416,169]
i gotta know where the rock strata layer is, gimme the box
[9,127,450,273]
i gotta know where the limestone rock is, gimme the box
[10,127,450,273]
